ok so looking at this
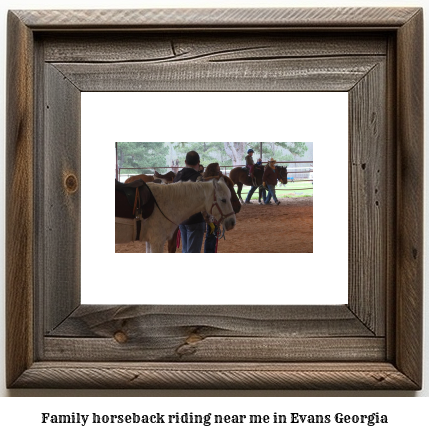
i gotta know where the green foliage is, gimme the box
[275,142,308,157]
[116,142,309,175]
[117,142,169,174]
[247,142,308,163]
[174,142,232,167]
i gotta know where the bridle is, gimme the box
[209,179,235,226]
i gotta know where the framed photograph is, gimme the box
[86,93,345,306]
[6,7,423,389]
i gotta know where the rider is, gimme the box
[244,157,266,204]
[245,148,258,187]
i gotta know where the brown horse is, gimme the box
[154,170,176,183]
[229,165,288,203]
[229,165,265,203]
[167,174,241,253]
[124,170,175,184]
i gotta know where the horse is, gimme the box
[124,170,175,185]
[230,164,288,203]
[167,174,241,253]
[154,170,176,183]
[229,165,265,203]
[133,178,236,253]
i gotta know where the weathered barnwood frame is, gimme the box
[6,8,423,389]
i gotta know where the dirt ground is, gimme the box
[115,196,313,253]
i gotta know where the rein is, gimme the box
[144,184,179,226]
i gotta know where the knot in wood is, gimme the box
[64,174,78,193]
[186,333,203,344]
[114,331,128,343]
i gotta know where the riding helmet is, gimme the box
[247,148,254,153]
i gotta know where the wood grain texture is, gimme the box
[384,33,398,364]
[11,362,419,390]
[5,11,34,388]
[43,64,81,333]
[47,305,374,338]
[43,305,381,362]
[348,62,386,335]
[44,337,385,362]
[6,7,423,390]
[14,8,421,29]
[42,33,388,63]
[52,56,383,92]
[395,9,424,388]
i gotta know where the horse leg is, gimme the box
[149,241,164,253]
[237,183,244,203]
[167,227,179,253]
[167,237,175,253]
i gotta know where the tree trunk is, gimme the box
[223,142,247,167]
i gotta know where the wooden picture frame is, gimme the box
[6,7,423,389]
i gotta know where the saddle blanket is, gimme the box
[115,217,137,244]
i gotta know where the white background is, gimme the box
[0,0,427,407]
[82,92,348,305]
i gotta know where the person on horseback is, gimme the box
[244,157,266,204]
[245,148,258,187]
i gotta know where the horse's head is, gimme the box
[276,165,288,184]
[205,175,241,214]
[164,171,176,183]
[207,178,236,231]
[221,175,241,214]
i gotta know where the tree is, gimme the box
[269,142,308,163]
[174,142,233,167]
[117,142,169,174]
[275,142,308,158]
[223,142,249,167]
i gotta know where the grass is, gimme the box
[238,181,313,200]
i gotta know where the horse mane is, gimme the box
[148,179,229,204]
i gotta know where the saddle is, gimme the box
[115,179,155,220]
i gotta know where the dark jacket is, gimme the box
[173,167,204,225]
[262,165,278,185]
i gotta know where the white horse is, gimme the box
[139,177,236,253]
